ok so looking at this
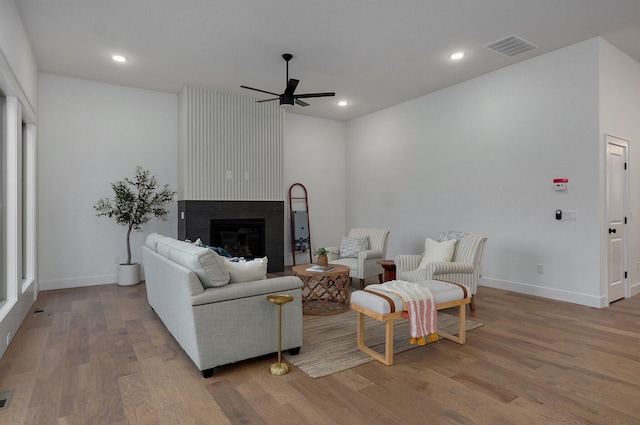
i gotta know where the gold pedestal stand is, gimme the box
[267,294,294,376]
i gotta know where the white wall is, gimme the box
[284,113,347,265]
[0,0,38,116]
[38,74,178,289]
[347,39,605,306]
[599,39,640,297]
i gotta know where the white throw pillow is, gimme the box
[339,236,369,258]
[224,257,268,283]
[417,238,456,269]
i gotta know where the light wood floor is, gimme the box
[1,275,640,425]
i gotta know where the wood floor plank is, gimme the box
[207,380,263,424]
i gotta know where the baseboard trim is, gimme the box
[40,275,116,291]
[480,277,605,308]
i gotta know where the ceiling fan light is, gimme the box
[280,103,294,109]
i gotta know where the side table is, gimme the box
[292,264,350,315]
[376,260,396,282]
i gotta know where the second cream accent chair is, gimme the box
[325,228,390,290]
[396,232,487,310]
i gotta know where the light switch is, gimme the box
[563,210,576,221]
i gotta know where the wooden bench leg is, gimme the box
[436,302,466,344]
[384,316,394,365]
[356,311,395,366]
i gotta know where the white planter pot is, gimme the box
[118,263,141,286]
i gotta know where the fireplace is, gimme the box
[178,200,284,272]
[210,219,265,259]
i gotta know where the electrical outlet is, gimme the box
[6,332,12,346]
[562,210,577,221]
[537,264,544,274]
[114,256,119,265]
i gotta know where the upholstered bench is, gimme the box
[350,279,470,365]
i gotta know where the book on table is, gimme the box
[306,265,334,272]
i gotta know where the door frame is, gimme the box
[605,134,630,305]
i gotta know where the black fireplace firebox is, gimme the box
[210,219,265,259]
[178,200,285,273]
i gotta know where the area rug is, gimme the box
[283,309,483,378]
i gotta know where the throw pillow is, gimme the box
[192,238,232,257]
[418,238,456,269]
[224,257,268,283]
[436,230,467,243]
[339,236,369,258]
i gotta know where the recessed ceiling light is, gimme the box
[112,55,127,63]
[338,100,348,107]
[450,52,465,60]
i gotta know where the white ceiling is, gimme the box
[15,0,640,122]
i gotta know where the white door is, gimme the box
[606,136,628,303]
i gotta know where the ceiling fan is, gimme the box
[241,53,335,109]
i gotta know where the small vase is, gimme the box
[317,254,329,267]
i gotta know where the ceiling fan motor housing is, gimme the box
[280,94,294,108]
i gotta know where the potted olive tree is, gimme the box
[94,166,176,286]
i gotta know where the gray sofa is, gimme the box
[142,233,303,377]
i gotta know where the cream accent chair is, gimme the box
[325,228,390,290]
[396,233,487,310]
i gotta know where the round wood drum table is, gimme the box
[292,264,351,315]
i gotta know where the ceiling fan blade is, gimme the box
[240,85,280,97]
[295,99,310,107]
[284,79,299,96]
[255,98,279,103]
[294,92,336,99]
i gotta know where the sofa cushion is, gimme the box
[156,237,229,287]
[418,238,456,269]
[339,236,369,258]
[224,257,268,283]
[145,232,167,252]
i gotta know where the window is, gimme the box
[0,94,36,306]
[20,120,35,293]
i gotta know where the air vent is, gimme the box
[484,35,537,58]
[0,389,14,410]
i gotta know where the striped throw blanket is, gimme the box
[368,280,438,345]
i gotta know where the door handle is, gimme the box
[609,228,617,234]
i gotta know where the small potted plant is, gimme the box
[313,247,335,267]
[94,166,176,286]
